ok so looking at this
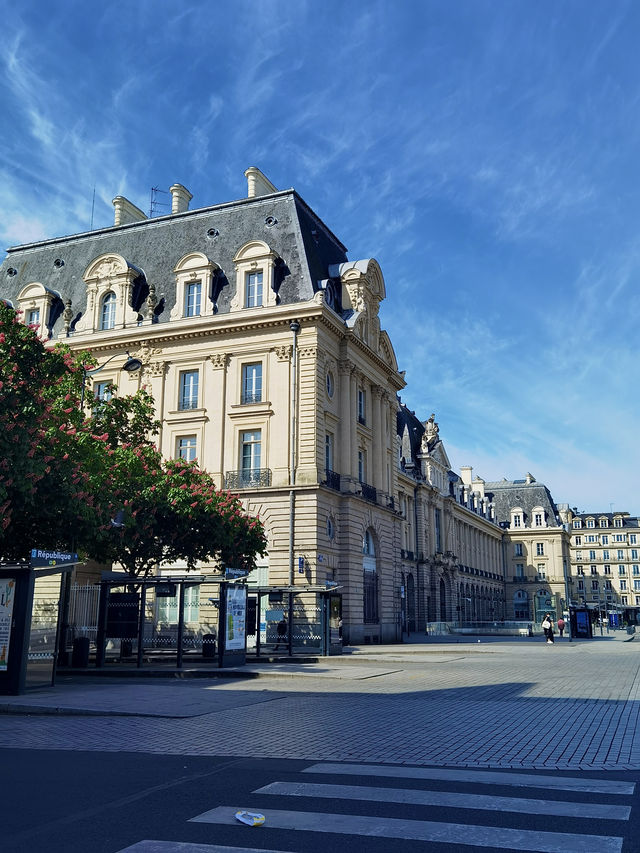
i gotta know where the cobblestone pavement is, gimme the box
[2,636,640,771]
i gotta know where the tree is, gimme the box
[0,301,266,574]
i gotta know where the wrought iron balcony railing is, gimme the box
[224,468,272,489]
[359,481,377,503]
[325,469,341,491]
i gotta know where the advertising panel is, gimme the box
[0,578,16,672]
[225,585,246,650]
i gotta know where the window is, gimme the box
[603,550,609,560]
[620,580,627,591]
[604,565,611,574]
[632,550,638,560]
[630,534,637,545]
[622,595,628,604]
[634,580,640,591]
[602,535,609,545]
[589,550,596,561]
[241,430,262,475]
[636,596,640,605]
[358,449,367,483]
[157,584,200,624]
[577,579,584,591]
[619,565,626,575]
[326,371,334,398]
[600,518,608,528]
[591,580,599,591]
[93,381,112,403]
[534,513,543,527]
[513,514,522,528]
[245,271,263,307]
[179,371,199,410]
[537,564,546,579]
[363,530,378,624]
[587,519,595,528]
[358,388,366,424]
[536,542,544,556]
[575,551,582,561]
[590,565,597,575]
[615,534,625,542]
[515,563,524,578]
[573,520,581,529]
[574,536,582,545]
[241,363,262,404]
[605,580,612,590]
[326,516,335,540]
[27,308,40,326]
[586,535,596,543]
[514,543,523,557]
[434,508,442,553]
[100,292,116,330]
[177,436,197,462]
[634,565,640,575]
[325,433,334,473]
[615,517,623,528]
[184,281,202,317]
[617,550,625,560]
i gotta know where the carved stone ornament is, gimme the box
[146,361,167,378]
[209,352,229,369]
[298,345,317,359]
[421,413,440,452]
[274,345,292,362]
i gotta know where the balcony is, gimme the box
[401,549,415,561]
[224,468,272,489]
[359,481,377,503]
[324,469,341,491]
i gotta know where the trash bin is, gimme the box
[202,634,217,658]
[72,636,90,668]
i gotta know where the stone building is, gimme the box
[486,475,571,622]
[1,168,408,645]
[560,509,640,623]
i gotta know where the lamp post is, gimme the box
[79,351,143,408]
[288,321,300,587]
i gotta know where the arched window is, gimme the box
[100,292,116,330]
[363,528,378,623]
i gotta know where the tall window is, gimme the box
[435,508,442,553]
[241,363,262,403]
[27,308,40,326]
[93,381,112,403]
[363,530,378,623]
[185,281,202,317]
[587,519,595,528]
[602,535,609,544]
[536,542,544,556]
[325,433,334,472]
[177,436,197,462]
[515,563,524,578]
[534,513,543,526]
[358,449,366,483]
[179,370,199,410]
[603,550,610,560]
[100,292,116,330]
[245,271,263,307]
[357,388,366,424]
[241,430,261,478]
[514,543,523,557]
[513,514,521,528]
[589,550,596,560]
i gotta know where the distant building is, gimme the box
[484,474,571,622]
[561,510,640,623]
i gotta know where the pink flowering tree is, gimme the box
[0,300,266,575]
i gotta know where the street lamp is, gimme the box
[80,352,142,408]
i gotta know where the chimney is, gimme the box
[112,196,147,226]
[460,466,473,486]
[244,166,278,198]
[170,183,193,214]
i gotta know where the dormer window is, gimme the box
[185,281,202,317]
[100,292,116,330]
[615,517,624,528]
[17,282,59,338]
[231,241,280,312]
[587,519,595,528]
[573,519,582,528]
[27,308,40,327]
[599,518,609,528]
[245,271,263,307]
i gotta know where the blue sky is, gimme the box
[1,0,638,513]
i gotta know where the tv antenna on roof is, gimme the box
[149,187,169,218]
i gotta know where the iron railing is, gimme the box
[224,468,272,489]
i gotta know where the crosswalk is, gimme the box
[117,761,635,853]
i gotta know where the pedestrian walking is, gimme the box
[274,616,288,651]
[557,617,565,638]
[541,613,554,644]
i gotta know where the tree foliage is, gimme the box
[0,301,266,575]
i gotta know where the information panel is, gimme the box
[225,585,246,650]
[0,578,16,672]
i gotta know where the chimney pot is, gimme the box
[169,184,193,214]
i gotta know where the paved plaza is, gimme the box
[2,634,639,770]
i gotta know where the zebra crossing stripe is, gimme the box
[117,841,294,853]
[190,806,623,853]
[303,762,635,795]
[254,780,631,820]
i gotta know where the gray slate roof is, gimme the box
[0,189,349,336]
[484,479,561,527]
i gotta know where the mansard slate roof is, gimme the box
[484,478,561,526]
[573,512,640,527]
[0,188,349,335]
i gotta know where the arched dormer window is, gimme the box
[17,282,60,338]
[170,252,219,321]
[511,507,524,529]
[100,292,116,330]
[532,506,546,528]
[230,241,280,311]
[74,254,141,335]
